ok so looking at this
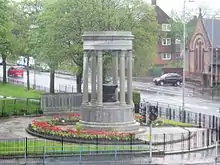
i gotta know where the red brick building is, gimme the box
[151,0,181,66]
[186,11,220,87]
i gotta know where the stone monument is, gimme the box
[79,31,140,133]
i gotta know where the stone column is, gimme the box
[120,50,126,105]
[91,53,97,103]
[127,50,133,106]
[97,50,103,106]
[112,51,119,101]
[82,51,89,104]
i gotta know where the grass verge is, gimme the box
[0,83,42,98]
[153,119,193,127]
[0,139,148,156]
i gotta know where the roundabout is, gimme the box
[22,113,209,154]
[26,113,144,145]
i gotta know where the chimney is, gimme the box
[152,0,157,5]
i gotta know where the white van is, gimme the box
[17,56,35,67]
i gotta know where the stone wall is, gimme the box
[41,92,133,114]
[41,93,85,114]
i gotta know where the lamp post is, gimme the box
[182,0,194,112]
[215,48,218,86]
[211,18,214,87]
[33,60,36,89]
[211,15,220,87]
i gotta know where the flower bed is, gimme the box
[27,114,145,144]
[50,113,80,125]
[135,114,143,122]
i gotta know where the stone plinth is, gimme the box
[80,102,140,133]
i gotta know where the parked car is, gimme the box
[153,73,182,86]
[39,63,50,72]
[7,66,24,78]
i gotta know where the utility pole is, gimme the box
[182,0,194,111]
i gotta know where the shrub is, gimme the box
[133,90,140,105]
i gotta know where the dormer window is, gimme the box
[162,24,171,31]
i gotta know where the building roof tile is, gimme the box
[203,19,220,48]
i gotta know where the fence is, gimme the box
[0,128,214,159]
[142,101,220,130]
[0,137,148,158]
[140,100,220,151]
[0,98,41,117]
[6,78,57,93]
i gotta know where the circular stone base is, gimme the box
[79,102,140,133]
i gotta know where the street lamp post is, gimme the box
[211,15,220,87]
[182,0,194,112]
[33,61,36,89]
[211,18,214,87]
[215,48,218,85]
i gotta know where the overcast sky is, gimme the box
[145,0,220,16]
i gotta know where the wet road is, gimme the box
[141,91,220,117]
[1,66,220,116]
[0,66,193,95]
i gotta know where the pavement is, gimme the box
[0,117,217,164]
[0,117,209,153]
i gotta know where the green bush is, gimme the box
[133,90,140,105]
[0,98,41,117]
[149,119,193,127]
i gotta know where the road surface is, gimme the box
[0,66,219,116]
[0,66,193,94]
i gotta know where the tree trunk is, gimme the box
[26,56,30,90]
[50,69,55,93]
[76,72,82,93]
[2,56,7,84]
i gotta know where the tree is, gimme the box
[12,0,42,90]
[34,0,67,93]
[0,0,17,84]
[169,10,197,45]
[36,0,159,93]
[169,6,215,45]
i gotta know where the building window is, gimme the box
[175,39,181,44]
[161,53,171,60]
[162,38,171,46]
[162,24,171,31]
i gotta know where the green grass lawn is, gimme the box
[0,139,149,156]
[0,83,43,117]
[159,119,193,127]
[0,83,42,98]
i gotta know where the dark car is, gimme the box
[153,73,182,86]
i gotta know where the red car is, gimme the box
[7,66,24,78]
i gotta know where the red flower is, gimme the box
[31,118,135,141]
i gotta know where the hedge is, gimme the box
[0,98,42,117]
[132,90,140,105]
